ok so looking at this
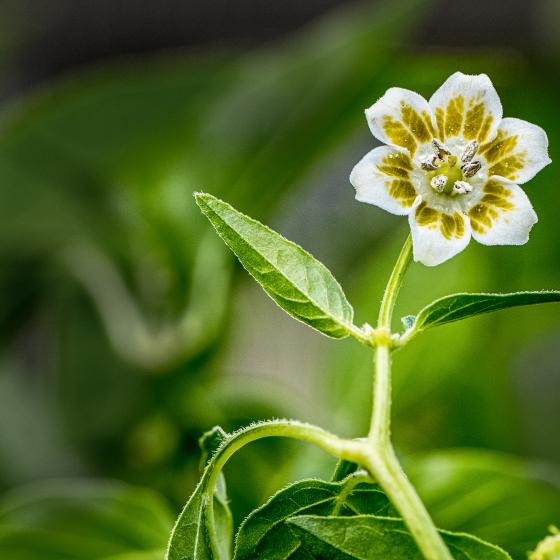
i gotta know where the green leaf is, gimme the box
[0,480,173,560]
[235,471,513,559]
[166,474,215,560]
[197,427,233,559]
[403,291,560,338]
[287,515,511,559]
[195,193,356,339]
[167,426,234,560]
[408,449,560,560]
[234,474,395,559]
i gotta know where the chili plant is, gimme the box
[166,73,559,559]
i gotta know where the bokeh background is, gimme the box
[0,0,559,558]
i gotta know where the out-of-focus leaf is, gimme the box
[0,0,427,373]
[409,450,560,560]
[288,515,511,559]
[195,193,357,339]
[0,364,83,484]
[234,474,394,559]
[0,480,173,560]
[402,292,560,340]
[100,552,165,560]
[58,231,231,370]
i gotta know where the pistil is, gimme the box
[425,138,481,196]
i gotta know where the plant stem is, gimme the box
[367,234,453,560]
[201,420,365,557]
[365,448,453,560]
[377,234,413,330]
[369,234,412,446]
[205,420,362,494]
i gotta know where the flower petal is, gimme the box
[350,146,419,215]
[365,87,435,159]
[409,199,472,266]
[478,117,551,184]
[429,72,502,146]
[468,177,537,245]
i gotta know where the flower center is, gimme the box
[420,139,482,196]
[428,156,462,193]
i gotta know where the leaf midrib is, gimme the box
[207,201,353,329]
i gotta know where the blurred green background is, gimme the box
[0,0,558,558]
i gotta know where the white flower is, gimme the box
[350,72,551,266]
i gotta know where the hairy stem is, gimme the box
[367,234,453,560]
[205,420,361,494]
[364,448,453,560]
[201,420,364,556]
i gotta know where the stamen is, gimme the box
[430,174,448,193]
[461,140,479,163]
[461,160,482,178]
[420,155,439,171]
[432,139,451,160]
[453,181,473,194]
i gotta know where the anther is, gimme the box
[432,139,451,160]
[430,174,448,193]
[420,155,439,171]
[461,160,482,177]
[453,181,473,194]
[461,140,479,162]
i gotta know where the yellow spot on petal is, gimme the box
[469,204,498,234]
[479,131,518,162]
[423,111,437,138]
[489,154,527,181]
[463,102,485,140]
[468,179,515,234]
[401,105,433,142]
[440,212,465,240]
[382,104,435,156]
[387,179,417,208]
[435,107,446,140]
[415,202,465,240]
[480,131,526,181]
[383,116,417,156]
[377,152,413,178]
[444,95,464,138]
[478,114,494,143]
[463,101,494,143]
[415,201,440,229]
